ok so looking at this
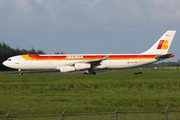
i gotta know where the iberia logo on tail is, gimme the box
[157,40,169,49]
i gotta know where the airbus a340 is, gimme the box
[3,30,176,75]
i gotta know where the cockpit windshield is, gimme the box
[7,59,11,61]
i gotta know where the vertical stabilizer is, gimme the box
[142,30,176,54]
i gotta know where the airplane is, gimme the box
[3,30,176,75]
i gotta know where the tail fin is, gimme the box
[142,30,176,54]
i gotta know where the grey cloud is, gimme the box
[0,0,180,59]
[13,0,33,14]
[147,0,180,21]
[35,0,44,5]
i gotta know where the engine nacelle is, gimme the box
[75,63,91,70]
[60,66,75,72]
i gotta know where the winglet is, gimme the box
[102,55,109,60]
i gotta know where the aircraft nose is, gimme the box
[2,61,7,66]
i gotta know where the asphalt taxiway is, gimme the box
[0,70,111,75]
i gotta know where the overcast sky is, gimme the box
[0,0,180,62]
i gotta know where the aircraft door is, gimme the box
[138,55,143,62]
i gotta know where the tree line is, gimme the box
[138,62,179,69]
[0,42,45,71]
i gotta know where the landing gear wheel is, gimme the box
[18,69,23,75]
[92,72,96,74]
[83,70,96,75]
[89,71,96,75]
[19,72,23,75]
[83,72,88,75]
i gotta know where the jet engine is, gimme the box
[75,63,91,70]
[60,66,75,72]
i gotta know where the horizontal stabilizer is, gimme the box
[155,53,174,60]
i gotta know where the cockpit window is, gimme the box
[7,59,11,61]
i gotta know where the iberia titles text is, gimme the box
[66,55,83,59]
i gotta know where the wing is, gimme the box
[70,55,109,66]
[58,55,109,72]
[59,55,109,67]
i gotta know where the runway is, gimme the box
[0,69,112,75]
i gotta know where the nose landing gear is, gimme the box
[19,69,23,75]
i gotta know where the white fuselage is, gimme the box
[3,54,158,71]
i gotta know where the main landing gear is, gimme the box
[83,70,96,75]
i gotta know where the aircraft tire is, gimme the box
[19,72,23,75]
[83,72,88,75]
[89,72,96,75]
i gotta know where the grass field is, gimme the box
[0,69,180,119]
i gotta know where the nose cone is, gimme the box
[2,61,7,66]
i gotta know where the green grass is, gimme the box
[0,69,180,119]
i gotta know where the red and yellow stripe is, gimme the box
[21,54,158,61]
